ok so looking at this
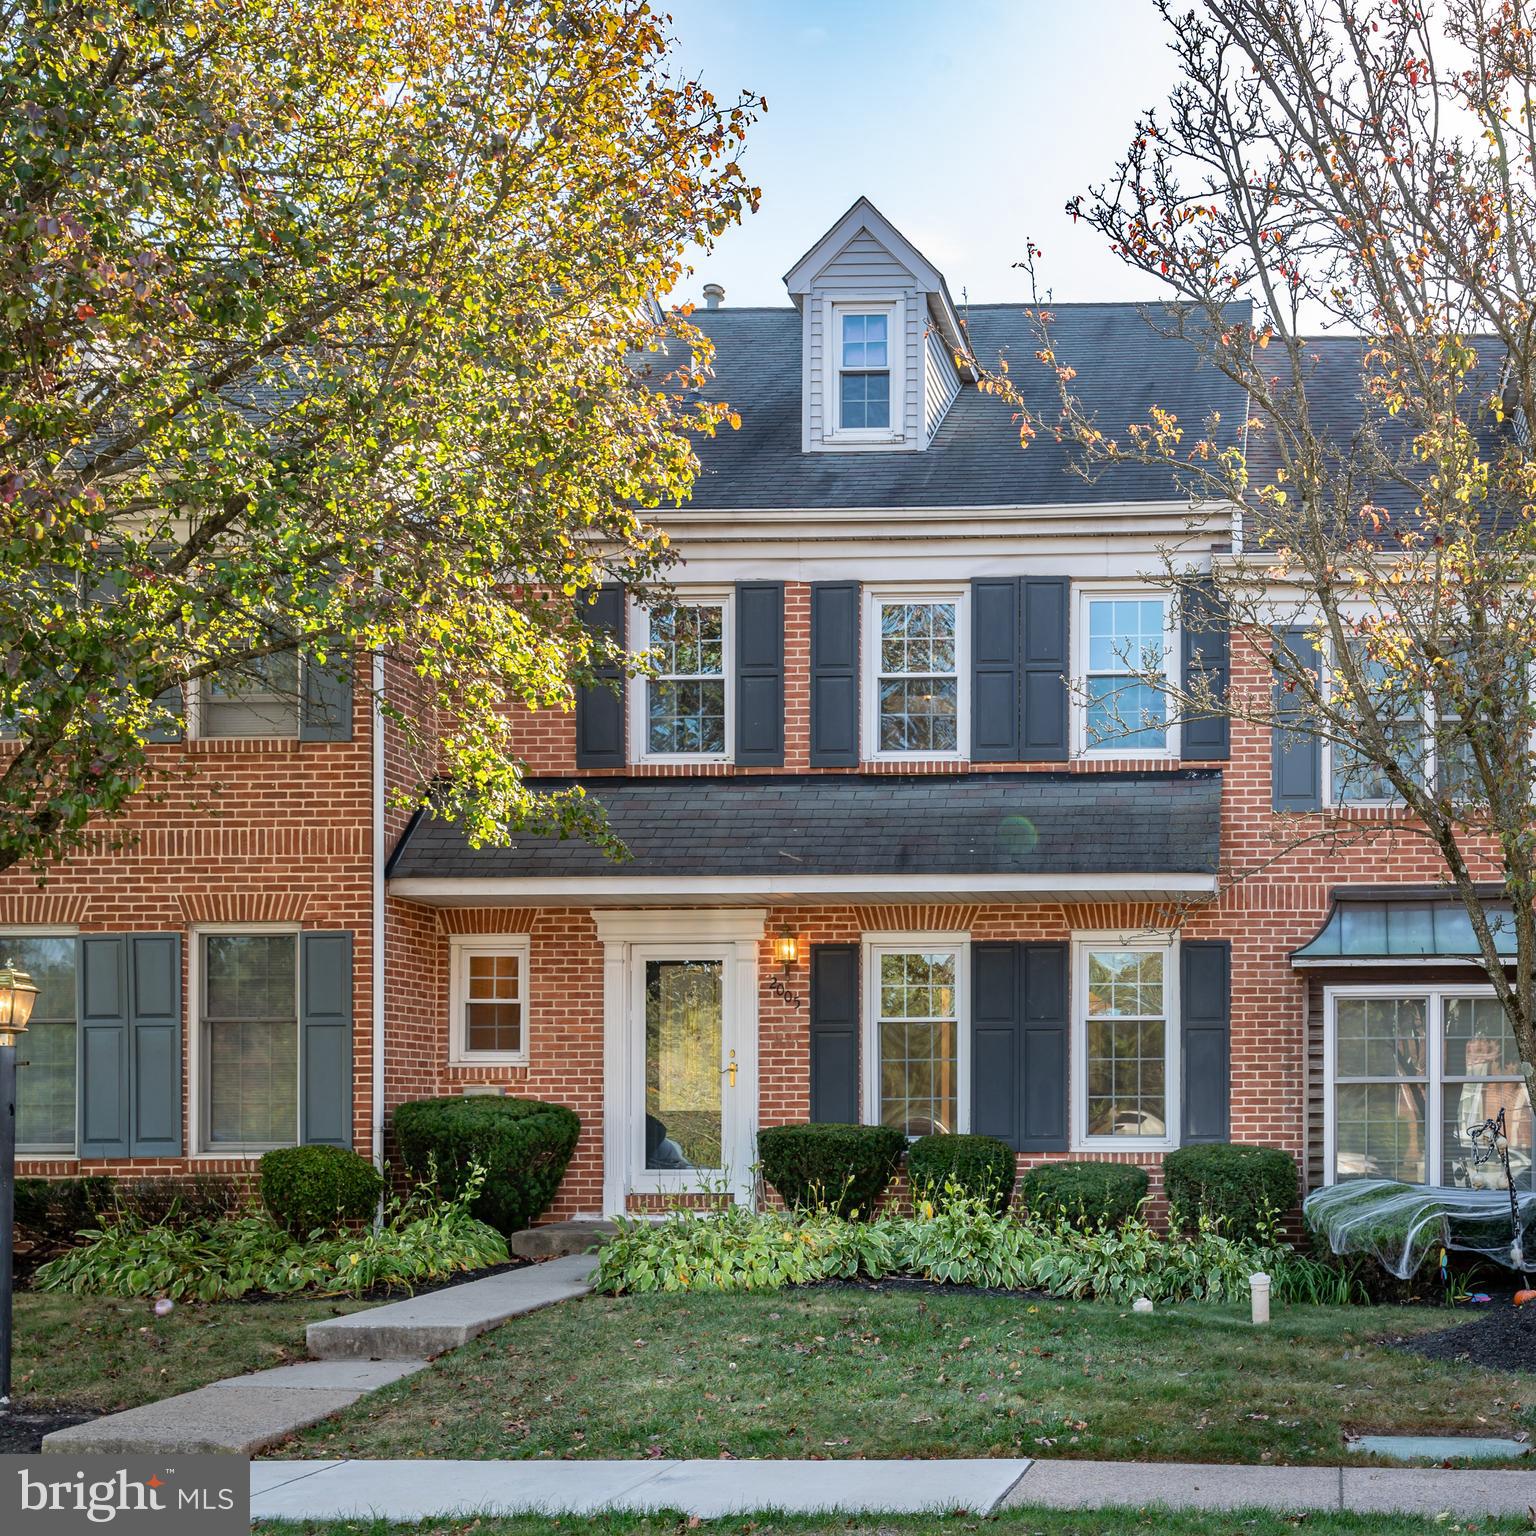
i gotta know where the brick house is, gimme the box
[9,197,1526,1216]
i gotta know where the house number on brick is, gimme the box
[765,974,805,1012]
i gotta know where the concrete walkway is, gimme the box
[43,1254,596,1456]
[248,1456,1536,1522]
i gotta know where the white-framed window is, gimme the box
[629,592,733,763]
[837,308,893,432]
[862,936,970,1137]
[1072,933,1179,1152]
[1325,985,1533,1188]
[863,587,969,759]
[1076,588,1178,757]
[5,930,79,1156]
[449,936,531,1065]
[196,926,300,1152]
[196,651,302,739]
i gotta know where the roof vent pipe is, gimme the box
[702,282,725,310]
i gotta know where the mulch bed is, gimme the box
[1393,1300,1536,1374]
[0,1407,96,1454]
[809,1275,1047,1300]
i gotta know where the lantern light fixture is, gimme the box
[0,959,37,1049]
[774,925,799,974]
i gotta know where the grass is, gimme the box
[253,1513,1536,1536]
[15,1290,373,1412]
[279,1288,1536,1466]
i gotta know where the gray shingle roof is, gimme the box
[662,302,1251,511]
[386,771,1221,880]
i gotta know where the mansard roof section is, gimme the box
[669,300,1251,511]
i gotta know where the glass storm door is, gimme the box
[630,947,747,1199]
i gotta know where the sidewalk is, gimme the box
[43,1253,596,1455]
[250,1455,1536,1521]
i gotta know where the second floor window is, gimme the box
[1082,593,1173,754]
[866,590,967,758]
[200,651,301,739]
[1328,644,1424,805]
[838,311,891,431]
[636,596,733,762]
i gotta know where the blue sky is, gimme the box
[666,0,1182,311]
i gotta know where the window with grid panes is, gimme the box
[1083,947,1169,1140]
[874,948,960,1136]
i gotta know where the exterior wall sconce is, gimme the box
[774,926,799,973]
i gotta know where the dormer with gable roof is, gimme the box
[782,197,974,453]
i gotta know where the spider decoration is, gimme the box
[1469,1106,1529,1278]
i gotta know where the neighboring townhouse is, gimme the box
[8,196,1528,1218]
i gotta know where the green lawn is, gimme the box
[15,1291,373,1412]
[254,1512,1536,1536]
[279,1288,1534,1466]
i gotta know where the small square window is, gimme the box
[452,939,531,1063]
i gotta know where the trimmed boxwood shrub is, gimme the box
[1022,1161,1148,1228]
[259,1145,383,1235]
[1164,1143,1299,1241]
[757,1123,907,1219]
[907,1133,1017,1213]
[393,1095,580,1236]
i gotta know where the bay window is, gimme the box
[1327,987,1533,1188]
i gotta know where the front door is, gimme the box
[628,945,753,1203]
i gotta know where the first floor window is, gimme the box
[1078,941,1173,1145]
[7,934,77,1153]
[869,592,965,756]
[867,943,964,1136]
[200,650,301,739]
[451,938,530,1063]
[202,931,298,1149]
[639,597,730,759]
[1083,594,1172,752]
[1329,988,1532,1188]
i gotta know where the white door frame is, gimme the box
[595,909,764,1216]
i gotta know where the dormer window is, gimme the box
[838,311,891,431]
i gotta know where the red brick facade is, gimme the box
[4,591,1492,1219]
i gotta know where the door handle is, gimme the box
[722,1048,737,1088]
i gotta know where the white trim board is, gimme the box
[389,873,1221,907]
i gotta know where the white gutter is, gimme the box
[370,649,386,1172]
[387,871,1220,906]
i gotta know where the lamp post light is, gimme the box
[0,957,38,1411]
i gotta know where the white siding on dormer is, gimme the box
[816,229,917,290]
[923,325,961,444]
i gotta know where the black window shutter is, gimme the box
[301,931,354,1147]
[735,582,785,766]
[971,942,1023,1146]
[1019,941,1070,1151]
[1180,939,1231,1144]
[147,684,184,743]
[1180,580,1230,760]
[128,934,182,1156]
[809,943,860,1123]
[810,582,860,767]
[299,650,354,741]
[1272,625,1322,810]
[576,584,626,768]
[971,579,1021,761]
[78,935,130,1158]
[1020,578,1069,760]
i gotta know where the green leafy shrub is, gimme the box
[593,1203,898,1295]
[756,1123,907,1219]
[392,1095,580,1235]
[907,1135,1016,1213]
[259,1146,383,1235]
[33,1168,507,1302]
[1164,1144,1299,1241]
[892,1189,1038,1287]
[1021,1161,1148,1228]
